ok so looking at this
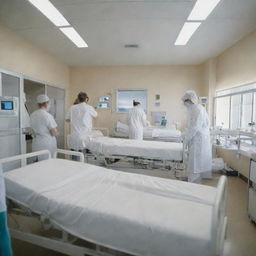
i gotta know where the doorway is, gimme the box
[24,78,65,153]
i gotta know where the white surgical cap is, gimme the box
[182,90,198,104]
[37,94,49,104]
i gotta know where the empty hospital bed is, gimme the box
[113,121,182,142]
[67,132,185,174]
[1,150,227,256]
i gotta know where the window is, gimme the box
[116,90,147,113]
[230,95,241,129]
[215,82,256,130]
[241,93,253,129]
[215,97,230,128]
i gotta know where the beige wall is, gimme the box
[202,58,217,124]
[0,24,69,88]
[0,24,70,147]
[216,30,256,91]
[70,65,205,133]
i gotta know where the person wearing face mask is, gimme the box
[30,94,58,157]
[182,90,212,183]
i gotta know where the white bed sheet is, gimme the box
[116,121,181,139]
[152,128,181,138]
[87,137,183,161]
[5,159,217,256]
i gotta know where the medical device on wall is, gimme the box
[0,96,19,116]
[99,96,110,103]
[97,95,110,109]
[151,111,166,126]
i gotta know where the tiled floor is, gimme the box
[9,166,256,256]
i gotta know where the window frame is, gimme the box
[214,83,256,129]
[116,89,148,113]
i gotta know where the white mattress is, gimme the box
[87,137,183,161]
[4,159,217,256]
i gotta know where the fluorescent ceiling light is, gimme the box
[175,22,201,46]
[60,27,88,48]
[188,0,222,21]
[28,0,70,27]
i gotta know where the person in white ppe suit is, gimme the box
[30,95,58,157]
[66,92,98,151]
[182,90,212,183]
[127,100,148,140]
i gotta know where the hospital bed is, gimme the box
[211,128,256,158]
[68,132,186,175]
[113,121,182,142]
[1,150,228,256]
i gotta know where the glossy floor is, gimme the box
[10,169,256,256]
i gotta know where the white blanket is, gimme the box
[5,159,217,256]
[87,137,183,161]
[67,130,104,150]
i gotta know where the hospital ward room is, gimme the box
[1,1,256,256]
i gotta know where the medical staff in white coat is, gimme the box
[30,95,58,157]
[182,90,212,183]
[127,100,148,140]
[66,92,98,151]
[0,165,12,256]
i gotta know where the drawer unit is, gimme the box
[248,160,256,222]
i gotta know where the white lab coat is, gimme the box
[0,165,6,212]
[30,109,57,157]
[185,104,212,182]
[66,103,98,150]
[127,106,147,140]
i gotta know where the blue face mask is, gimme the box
[184,102,191,108]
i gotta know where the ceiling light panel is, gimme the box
[28,0,70,27]
[188,0,222,21]
[175,22,201,46]
[60,27,88,48]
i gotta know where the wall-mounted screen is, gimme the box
[116,90,147,113]
[1,101,14,110]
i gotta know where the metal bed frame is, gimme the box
[1,150,228,256]
[86,142,187,179]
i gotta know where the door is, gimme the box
[0,71,23,171]
[46,86,65,149]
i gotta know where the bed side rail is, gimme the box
[0,150,51,166]
[53,149,84,163]
[211,175,228,256]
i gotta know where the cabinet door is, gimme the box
[249,188,256,222]
[250,161,256,183]
[0,72,22,171]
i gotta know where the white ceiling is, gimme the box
[0,0,256,66]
